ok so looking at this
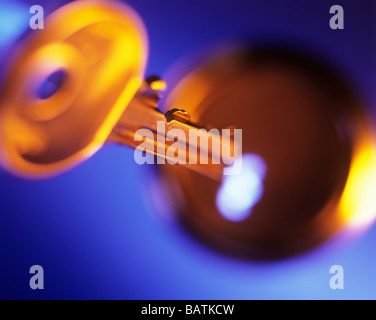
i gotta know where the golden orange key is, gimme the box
[0,0,236,180]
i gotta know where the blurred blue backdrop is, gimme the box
[0,0,375,299]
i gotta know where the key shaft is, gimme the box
[108,78,235,181]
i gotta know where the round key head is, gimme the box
[0,0,148,178]
[156,45,376,259]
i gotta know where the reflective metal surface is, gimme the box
[0,0,148,177]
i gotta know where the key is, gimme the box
[109,76,237,181]
[0,0,238,180]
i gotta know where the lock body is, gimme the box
[156,45,376,259]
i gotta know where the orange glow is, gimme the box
[150,79,167,91]
[338,134,376,228]
[164,74,213,121]
[0,0,148,178]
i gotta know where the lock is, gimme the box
[156,45,376,259]
[0,0,376,259]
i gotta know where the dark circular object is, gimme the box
[157,45,370,260]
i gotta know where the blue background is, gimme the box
[0,0,375,299]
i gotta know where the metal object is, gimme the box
[0,0,229,180]
[109,76,232,181]
[1,0,376,260]
[156,46,376,259]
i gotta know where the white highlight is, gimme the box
[216,154,267,222]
